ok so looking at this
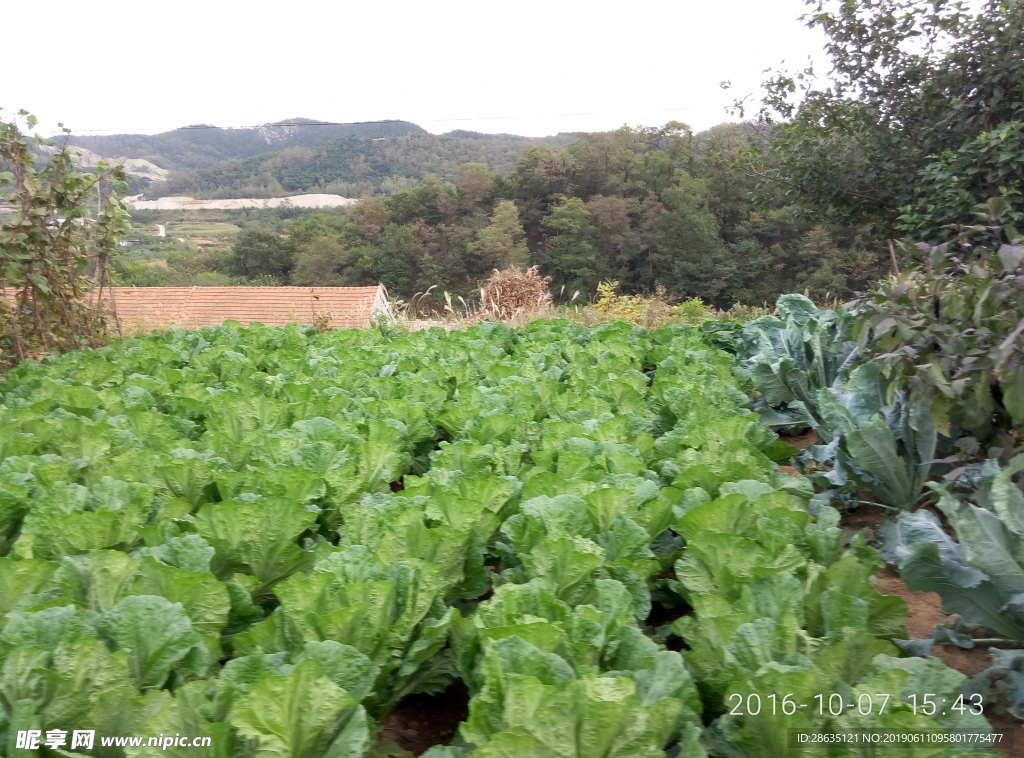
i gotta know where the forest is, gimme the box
[118,123,892,308]
[141,131,578,200]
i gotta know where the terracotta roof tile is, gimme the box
[4,286,390,330]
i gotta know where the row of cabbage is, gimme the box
[0,320,995,756]
[714,293,1024,714]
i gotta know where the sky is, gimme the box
[3,0,830,139]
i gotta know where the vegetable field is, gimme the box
[0,319,1001,756]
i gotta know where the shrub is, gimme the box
[0,110,129,372]
[853,198,1024,460]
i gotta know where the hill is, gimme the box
[66,118,427,172]
[142,131,578,199]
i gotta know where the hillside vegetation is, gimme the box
[67,118,427,172]
[144,131,578,200]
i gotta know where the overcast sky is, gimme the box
[5,0,829,138]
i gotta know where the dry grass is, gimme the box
[478,266,553,321]
[394,267,557,330]
[393,273,775,332]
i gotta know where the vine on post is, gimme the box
[0,109,130,372]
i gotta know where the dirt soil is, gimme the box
[376,680,470,756]
[871,565,995,678]
[783,427,820,451]
[849,527,1024,755]
[871,568,1024,756]
[778,428,817,476]
[127,193,357,210]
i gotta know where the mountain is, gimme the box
[142,131,579,200]
[66,118,427,172]
[34,143,171,183]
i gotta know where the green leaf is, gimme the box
[1,604,97,649]
[998,244,1024,272]
[861,654,992,734]
[52,550,140,613]
[845,415,913,508]
[211,650,291,716]
[0,557,58,615]
[292,640,380,702]
[633,649,701,714]
[25,274,50,294]
[123,681,232,758]
[99,595,203,690]
[131,557,230,638]
[195,498,315,590]
[134,534,216,574]
[228,658,370,758]
[990,455,1024,538]
[519,535,606,605]
[987,197,1010,219]
[1002,366,1024,426]
[954,504,1024,597]
[899,540,1024,640]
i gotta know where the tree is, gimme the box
[1,110,129,369]
[753,0,1024,242]
[455,163,495,209]
[286,212,347,248]
[290,235,348,286]
[507,147,575,247]
[568,123,695,200]
[539,197,602,295]
[225,230,295,281]
[348,196,392,243]
[387,178,448,227]
[343,223,436,294]
[471,200,530,270]
[585,194,645,287]
[655,181,733,305]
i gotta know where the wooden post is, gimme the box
[888,239,901,275]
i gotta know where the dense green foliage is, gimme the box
[0,321,995,756]
[726,211,1024,512]
[881,450,1024,723]
[887,455,1024,645]
[147,131,577,200]
[110,207,343,288]
[724,0,1024,503]
[224,230,296,280]
[752,0,1024,243]
[59,0,1024,307]
[715,297,938,511]
[2,1,1020,748]
[853,200,1024,451]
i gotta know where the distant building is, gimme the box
[3,285,393,331]
[96,285,393,331]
